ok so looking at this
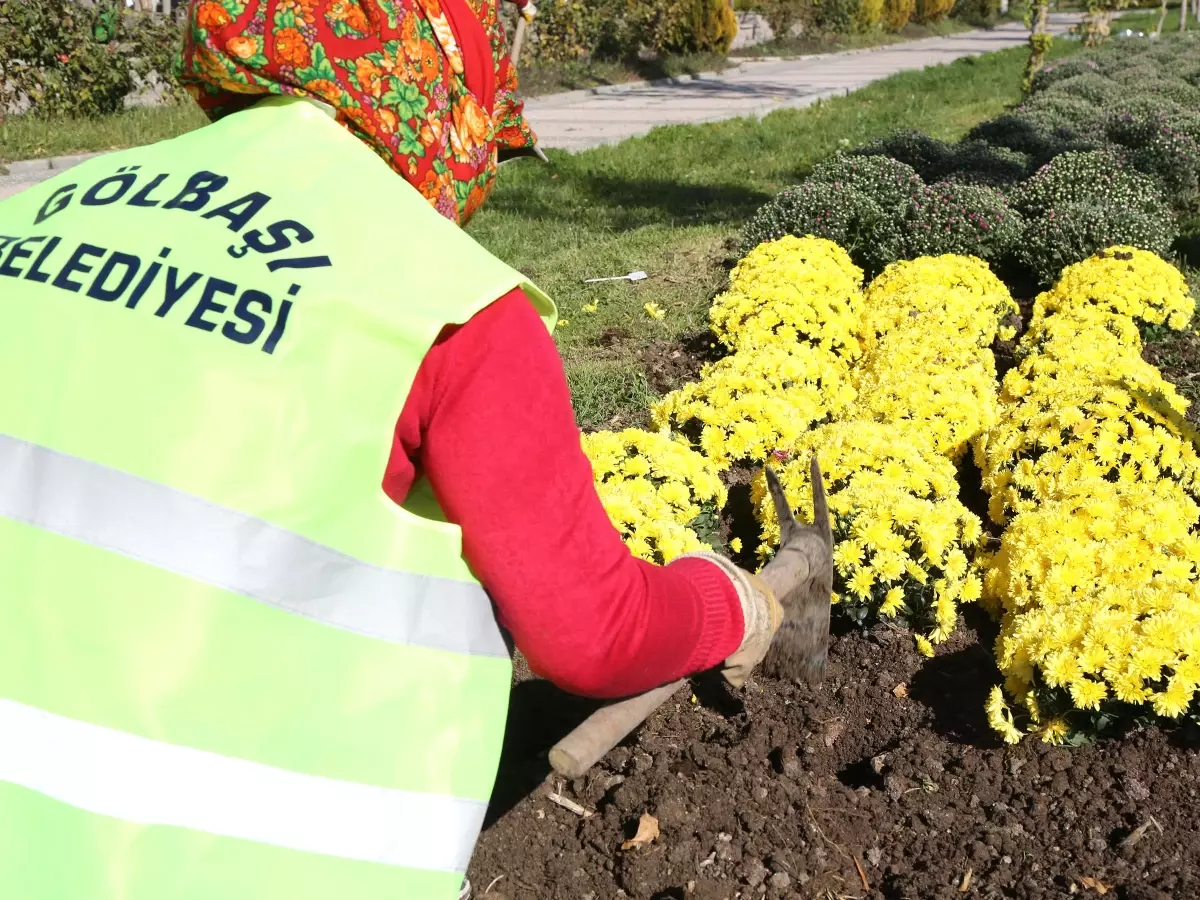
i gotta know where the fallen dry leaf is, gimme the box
[1080,876,1111,895]
[893,683,909,698]
[621,812,660,850]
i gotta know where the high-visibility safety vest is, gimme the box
[0,96,555,900]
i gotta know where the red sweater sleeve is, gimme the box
[383,289,744,698]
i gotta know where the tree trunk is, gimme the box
[1154,0,1168,35]
[1183,0,1189,31]
[1023,0,1051,90]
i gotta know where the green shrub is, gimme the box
[902,182,1023,264]
[528,0,612,62]
[952,0,1000,28]
[852,130,957,182]
[1012,150,1171,219]
[1129,79,1200,109]
[741,181,904,274]
[966,115,1100,168]
[750,0,814,35]
[943,141,1031,189]
[1103,106,1200,208]
[1027,56,1104,93]
[1050,72,1122,106]
[881,0,915,29]
[621,0,740,55]
[534,0,738,61]
[0,2,182,118]
[807,153,925,208]
[1013,93,1106,139]
[1016,200,1177,287]
[812,0,859,33]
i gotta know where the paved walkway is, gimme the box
[0,16,1080,200]
[525,15,1081,152]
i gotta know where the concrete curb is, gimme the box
[1,152,106,178]
[519,26,997,105]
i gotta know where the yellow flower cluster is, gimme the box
[980,247,1200,742]
[859,255,1019,352]
[651,344,857,467]
[581,236,869,565]
[977,250,1200,527]
[1006,303,1146,398]
[978,373,1200,524]
[984,480,1200,743]
[854,324,1000,461]
[1027,246,1195,333]
[709,236,865,360]
[754,423,983,648]
[851,256,1011,461]
[742,253,1009,648]
[581,429,727,565]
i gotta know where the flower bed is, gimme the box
[582,231,1198,746]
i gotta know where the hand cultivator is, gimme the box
[550,459,835,779]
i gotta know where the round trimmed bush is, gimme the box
[943,141,1031,189]
[965,115,1099,168]
[741,181,905,275]
[1011,150,1172,220]
[812,0,858,32]
[852,130,957,183]
[807,154,925,209]
[902,182,1023,264]
[1014,94,1106,138]
[1051,72,1122,106]
[1103,106,1200,206]
[1027,56,1104,94]
[1016,200,1177,287]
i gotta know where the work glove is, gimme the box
[678,553,783,688]
[680,457,834,689]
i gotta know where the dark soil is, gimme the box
[641,334,723,399]
[471,616,1200,900]
[1145,330,1200,426]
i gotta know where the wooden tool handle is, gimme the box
[510,17,528,65]
[548,679,687,780]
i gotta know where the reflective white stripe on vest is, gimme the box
[0,698,485,873]
[0,433,507,658]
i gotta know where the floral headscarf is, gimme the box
[177,0,537,224]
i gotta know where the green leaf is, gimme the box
[381,79,428,121]
[396,121,423,156]
[297,43,338,82]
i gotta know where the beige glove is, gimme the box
[679,553,783,688]
[681,458,834,689]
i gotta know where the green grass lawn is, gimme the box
[468,40,1086,429]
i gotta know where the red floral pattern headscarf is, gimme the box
[176,0,537,225]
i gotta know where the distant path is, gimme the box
[524,14,1083,152]
[0,15,1083,200]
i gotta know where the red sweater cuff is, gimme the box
[669,556,745,674]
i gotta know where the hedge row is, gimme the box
[0,0,185,119]
[742,34,1200,292]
